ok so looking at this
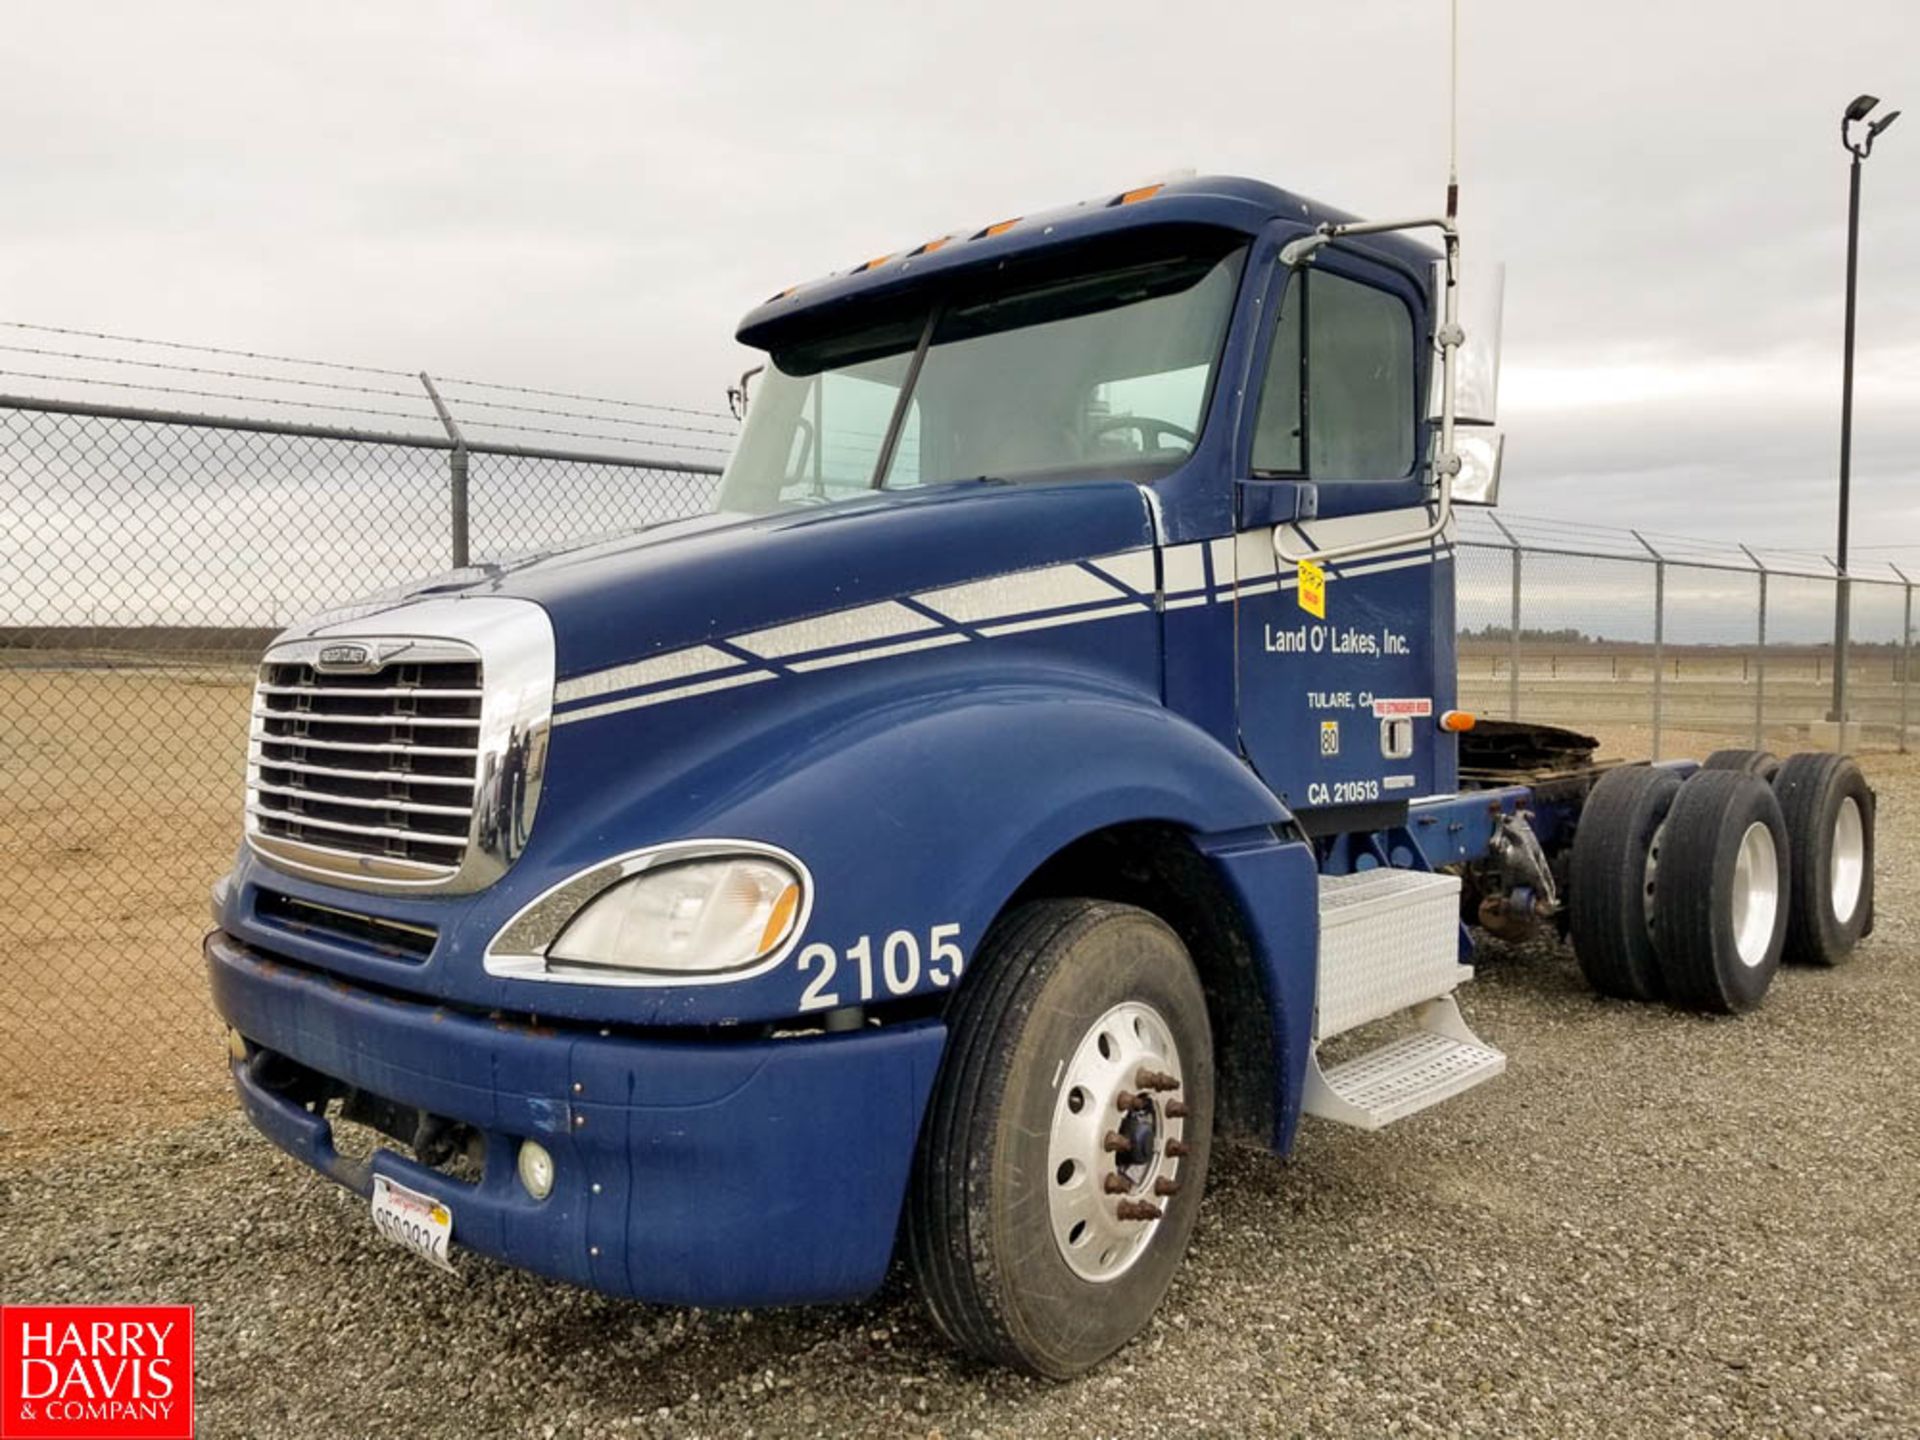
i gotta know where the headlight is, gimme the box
[545,853,804,978]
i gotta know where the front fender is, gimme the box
[522,659,1294,1025]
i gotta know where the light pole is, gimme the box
[1832,94,1900,728]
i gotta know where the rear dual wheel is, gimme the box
[908,899,1213,1378]
[1569,765,1682,1002]
[1648,769,1790,1013]
[1774,752,1874,966]
[1571,755,1870,1013]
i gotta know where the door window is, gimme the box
[1251,269,1416,481]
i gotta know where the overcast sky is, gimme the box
[4,1,1916,560]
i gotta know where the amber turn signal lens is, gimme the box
[1439,710,1476,733]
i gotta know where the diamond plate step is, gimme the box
[1316,868,1465,1041]
[1302,996,1506,1131]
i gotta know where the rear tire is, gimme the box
[1702,748,1781,780]
[1773,752,1875,966]
[1650,770,1790,1013]
[1569,765,1682,1001]
[907,899,1214,1378]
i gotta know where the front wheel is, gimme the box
[907,899,1214,1378]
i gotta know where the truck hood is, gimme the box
[351,479,1159,679]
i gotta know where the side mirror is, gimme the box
[1449,429,1504,506]
[728,364,764,420]
[1427,258,1503,426]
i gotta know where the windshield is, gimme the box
[717,230,1247,514]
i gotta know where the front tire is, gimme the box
[907,899,1214,1378]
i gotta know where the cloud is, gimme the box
[1,0,1915,554]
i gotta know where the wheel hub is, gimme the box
[1731,819,1780,967]
[1045,1000,1186,1283]
[1831,795,1865,923]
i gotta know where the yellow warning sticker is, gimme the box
[1296,558,1326,619]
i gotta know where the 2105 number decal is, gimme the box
[797,924,964,1011]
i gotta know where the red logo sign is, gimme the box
[1,1306,193,1439]
[1371,696,1434,719]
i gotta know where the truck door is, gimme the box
[1233,251,1450,817]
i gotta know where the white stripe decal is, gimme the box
[919,563,1124,625]
[1280,503,1435,554]
[1161,541,1208,596]
[554,669,774,726]
[1087,550,1157,594]
[1277,551,1439,590]
[1209,536,1236,585]
[788,631,969,672]
[731,601,939,660]
[977,600,1145,637]
[549,530,1447,726]
[555,645,739,706]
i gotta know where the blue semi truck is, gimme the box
[207,174,1876,1376]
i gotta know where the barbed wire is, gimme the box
[437,375,735,423]
[0,344,739,440]
[0,320,417,379]
[0,368,441,427]
[457,414,730,455]
[0,319,738,423]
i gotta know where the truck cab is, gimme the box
[207,175,1873,1378]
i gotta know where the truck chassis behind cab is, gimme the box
[207,175,1877,1377]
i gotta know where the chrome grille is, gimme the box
[249,647,482,878]
[243,598,556,893]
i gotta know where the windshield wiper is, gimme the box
[868,305,940,490]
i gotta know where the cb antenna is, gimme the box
[1447,0,1460,224]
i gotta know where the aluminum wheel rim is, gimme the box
[1730,820,1780,968]
[1830,796,1865,924]
[1045,1000,1185,1284]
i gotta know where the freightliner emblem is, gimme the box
[314,640,414,672]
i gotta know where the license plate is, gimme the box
[369,1174,454,1272]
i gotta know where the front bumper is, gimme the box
[206,931,944,1306]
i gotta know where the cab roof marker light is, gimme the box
[910,236,953,256]
[974,217,1022,240]
[1111,183,1164,206]
[857,253,895,273]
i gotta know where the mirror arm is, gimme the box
[1274,218,1462,566]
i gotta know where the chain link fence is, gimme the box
[3,326,1912,1136]
[1,339,727,1127]
[1454,511,1916,761]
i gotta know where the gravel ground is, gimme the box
[5,758,1917,1439]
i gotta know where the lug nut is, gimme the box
[1135,1067,1180,1093]
[1102,1174,1131,1195]
[1115,1090,1141,1111]
[1164,1100,1190,1119]
[1153,1177,1181,1198]
[1115,1199,1164,1222]
[1103,1130,1129,1153]
[1165,1139,1191,1159]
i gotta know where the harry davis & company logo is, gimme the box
[2,1305,193,1439]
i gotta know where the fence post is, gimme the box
[1740,544,1767,750]
[420,372,470,568]
[1489,514,1522,720]
[1895,563,1914,755]
[1632,531,1664,759]
[1820,555,1855,754]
